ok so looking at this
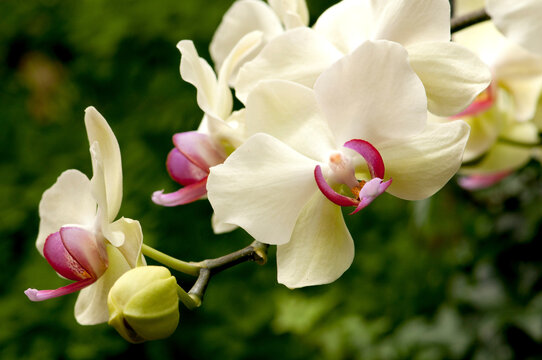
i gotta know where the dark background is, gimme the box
[1,0,542,359]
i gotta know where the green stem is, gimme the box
[176,285,200,310]
[142,244,200,276]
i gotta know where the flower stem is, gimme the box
[451,8,490,33]
[141,244,200,276]
[176,285,200,310]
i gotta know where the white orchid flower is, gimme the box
[235,0,491,117]
[152,35,261,209]
[446,0,542,188]
[486,0,542,56]
[210,0,309,83]
[207,41,470,288]
[24,107,144,325]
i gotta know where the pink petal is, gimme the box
[59,227,108,279]
[314,165,359,207]
[152,177,208,207]
[166,148,209,185]
[43,232,92,281]
[343,139,385,179]
[458,171,512,190]
[350,178,392,215]
[24,278,95,302]
[172,132,226,170]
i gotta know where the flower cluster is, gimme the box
[25,0,542,344]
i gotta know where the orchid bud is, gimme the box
[107,266,180,343]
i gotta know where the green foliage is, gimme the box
[1,0,541,359]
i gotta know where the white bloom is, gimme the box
[25,107,144,325]
[207,41,469,288]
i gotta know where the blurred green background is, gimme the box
[1,0,542,359]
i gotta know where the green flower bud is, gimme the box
[108,266,180,343]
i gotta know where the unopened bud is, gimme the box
[107,266,179,343]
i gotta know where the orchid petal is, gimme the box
[235,27,343,103]
[25,278,96,302]
[85,107,123,222]
[458,171,512,190]
[166,148,208,186]
[487,0,542,56]
[379,121,470,200]
[314,40,427,145]
[461,111,501,162]
[313,0,371,54]
[407,41,492,116]
[152,177,208,207]
[245,80,336,160]
[210,0,283,73]
[36,170,96,255]
[276,192,354,288]
[370,0,451,46]
[351,178,392,214]
[207,133,319,245]
[343,139,385,179]
[218,31,264,87]
[43,231,92,281]
[108,217,144,269]
[314,165,358,207]
[211,213,238,234]
[268,0,309,29]
[172,131,225,170]
[178,40,232,120]
[460,143,533,174]
[59,227,107,279]
[74,245,132,325]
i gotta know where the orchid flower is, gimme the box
[210,0,309,84]
[234,0,491,117]
[24,107,144,325]
[207,41,470,288]
[486,0,542,56]
[443,0,542,188]
[152,34,261,211]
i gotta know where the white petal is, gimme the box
[245,80,336,160]
[210,0,283,72]
[235,27,343,103]
[178,40,232,120]
[268,0,309,29]
[313,0,371,54]
[36,170,96,255]
[85,107,123,222]
[218,31,264,87]
[370,0,451,46]
[461,112,501,162]
[460,142,532,174]
[487,0,542,56]
[493,44,542,121]
[314,40,427,145]
[105,217,144,263]
[74,245,132,325]
[379,121,470,200]
[207,133,319,245]
[276,192,354,288]
[407,41,492,116]
[211,212,238,234]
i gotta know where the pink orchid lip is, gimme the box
[25,227,108,302]
[314,139,392,214]
[458,170,512,190]
[453,82,496,118]
[166,148,209,185]
[152,177,208,206]
[172,131,226,170]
